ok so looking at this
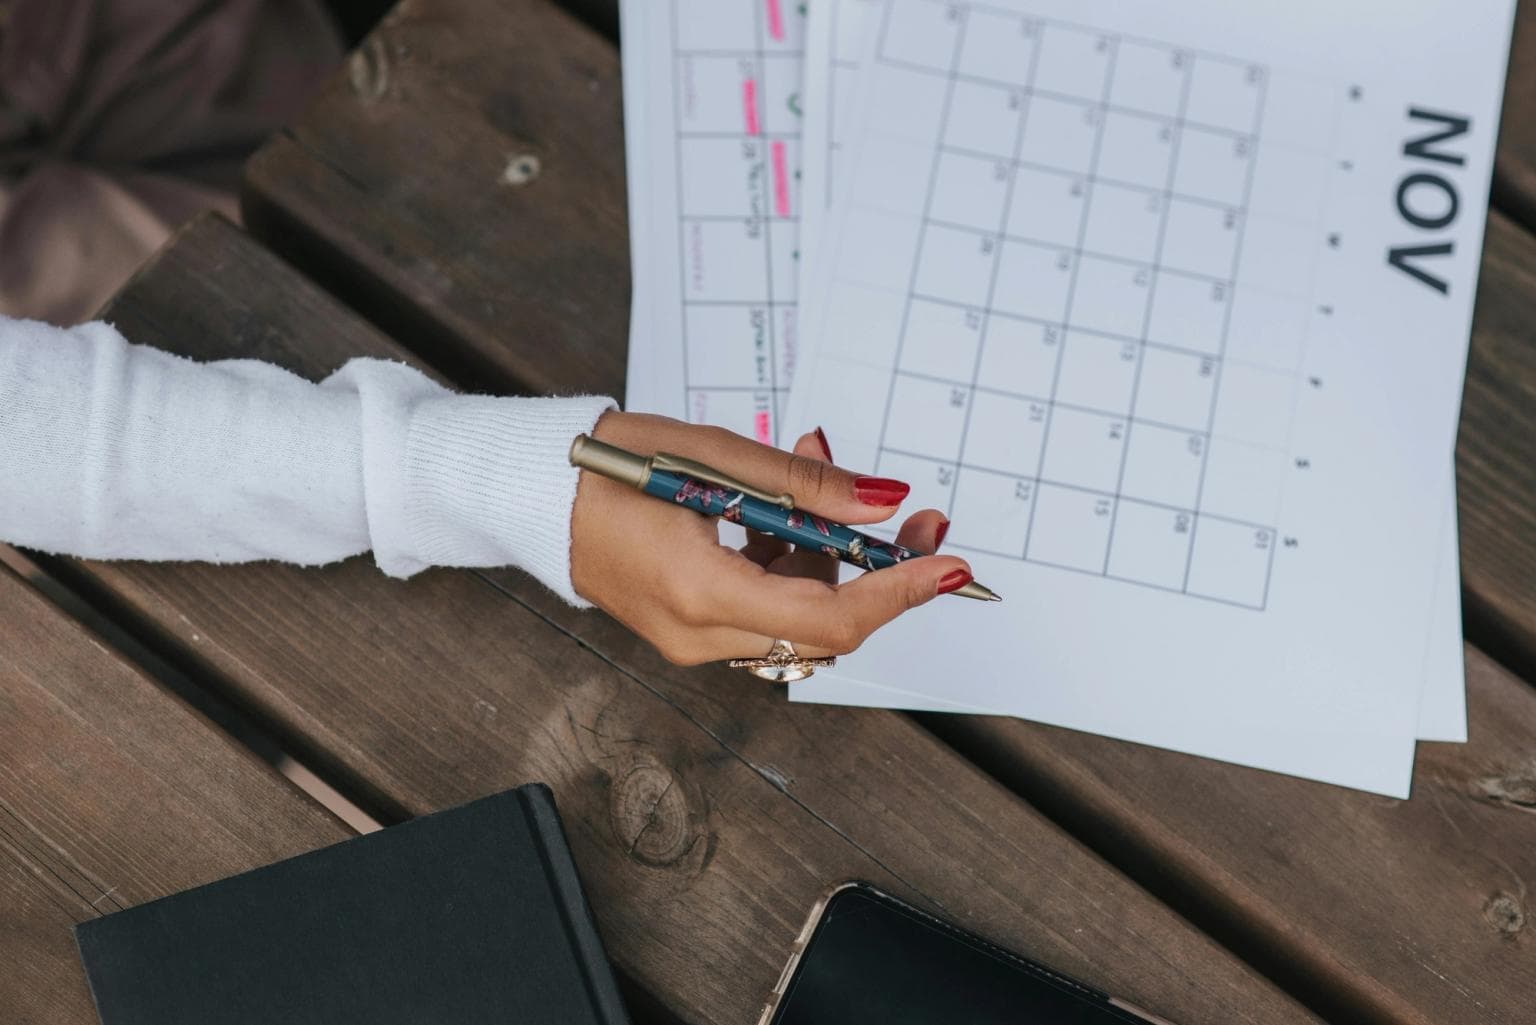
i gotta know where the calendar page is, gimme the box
[791,0,1468,748]
[621,0,809,445]
[784,0,1511,794]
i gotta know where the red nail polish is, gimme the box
[853,476,910,506]
[813,426,834,462]
[937,569,973,595]
[934,519,950,549]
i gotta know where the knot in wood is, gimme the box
[348,37,390,104]
[610,763,696,867]
[503,154,541,186]
[1484,893,1526,936]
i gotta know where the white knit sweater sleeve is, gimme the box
[0,318,616,606]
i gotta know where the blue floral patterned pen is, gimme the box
[569,434,1002,602]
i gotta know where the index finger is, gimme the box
[592,413,913,525]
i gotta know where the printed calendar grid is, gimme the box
[670,0,804,446]
[869,1,1283,610]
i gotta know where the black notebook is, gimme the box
[75,784,631,1025]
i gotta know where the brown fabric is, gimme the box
[0,0,345,324]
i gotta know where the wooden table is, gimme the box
[4,2,1533,1023]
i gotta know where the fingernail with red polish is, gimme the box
[938,569,973,596]
[934,519,950,549]
[813,426,834,462]
[853,476,910,506]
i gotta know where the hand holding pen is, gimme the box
[567,411,991,673]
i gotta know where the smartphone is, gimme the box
[757,882,1176,1025]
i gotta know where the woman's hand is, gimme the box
[570,411,973,666]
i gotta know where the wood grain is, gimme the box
[59,212,1326,1025]
[242,0,630,399]
[1457,214,1536,664]
[0,561,346,1023]
[1494,2,1536,230]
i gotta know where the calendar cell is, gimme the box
[679,137,770,217]
[930,150,1013,232]
[682,219,771,302]
[993,240,1074,320]
[1109,40,1189,117]
[943,80,1027,158]
[689,388,776,443]
[946,468,1036,557]
[1006,167,1089,246]
[975,315,1063,399]
[1053,330,1140,415]
[1040,406,1128,492]
[677,56,762,134]
[1082,181,1164,263]
[915,223,998,308]
[957,9,1039,87]
[1159,198,1242,280]
[1032,24,1114,101]
[1095,110,1178,190]
[1067,255,1154,338]
[1185,516,1273,608]
[1026,483,1116,572]
[1107,500,1196,589]
[684,305,775,388]
[898,298,985,382]
[1118,422,1207,508]
[879,0,964,72]
[675,0,758,51]
[882,372,971,462]
[961,389,1049,476]
[1133,345,1218,430]
[1146,272,1230,356]
[1018,95,1101,175]
[1185,57,1263,134]
[1172,126,1254,206]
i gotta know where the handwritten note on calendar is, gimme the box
[621,0,809,445]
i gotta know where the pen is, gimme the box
[569,434,1001,602]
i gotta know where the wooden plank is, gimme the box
[59,212,1326,1025]
[927,645,1536,1025]
[1493,2,1536,230]
[1457,213,1536,662]
[242,0,630,399]
[0,560,347,1023]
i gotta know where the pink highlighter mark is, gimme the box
[766,0,785,41]
[754,411,773,445]
[743,78,761,135]
[771,140,791,217]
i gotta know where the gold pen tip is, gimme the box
[989,593,1003,602]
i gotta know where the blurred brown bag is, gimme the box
[0,0,344,323]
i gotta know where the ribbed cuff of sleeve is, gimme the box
[403,394,617,606]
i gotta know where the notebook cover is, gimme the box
[74,784,632,1025]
